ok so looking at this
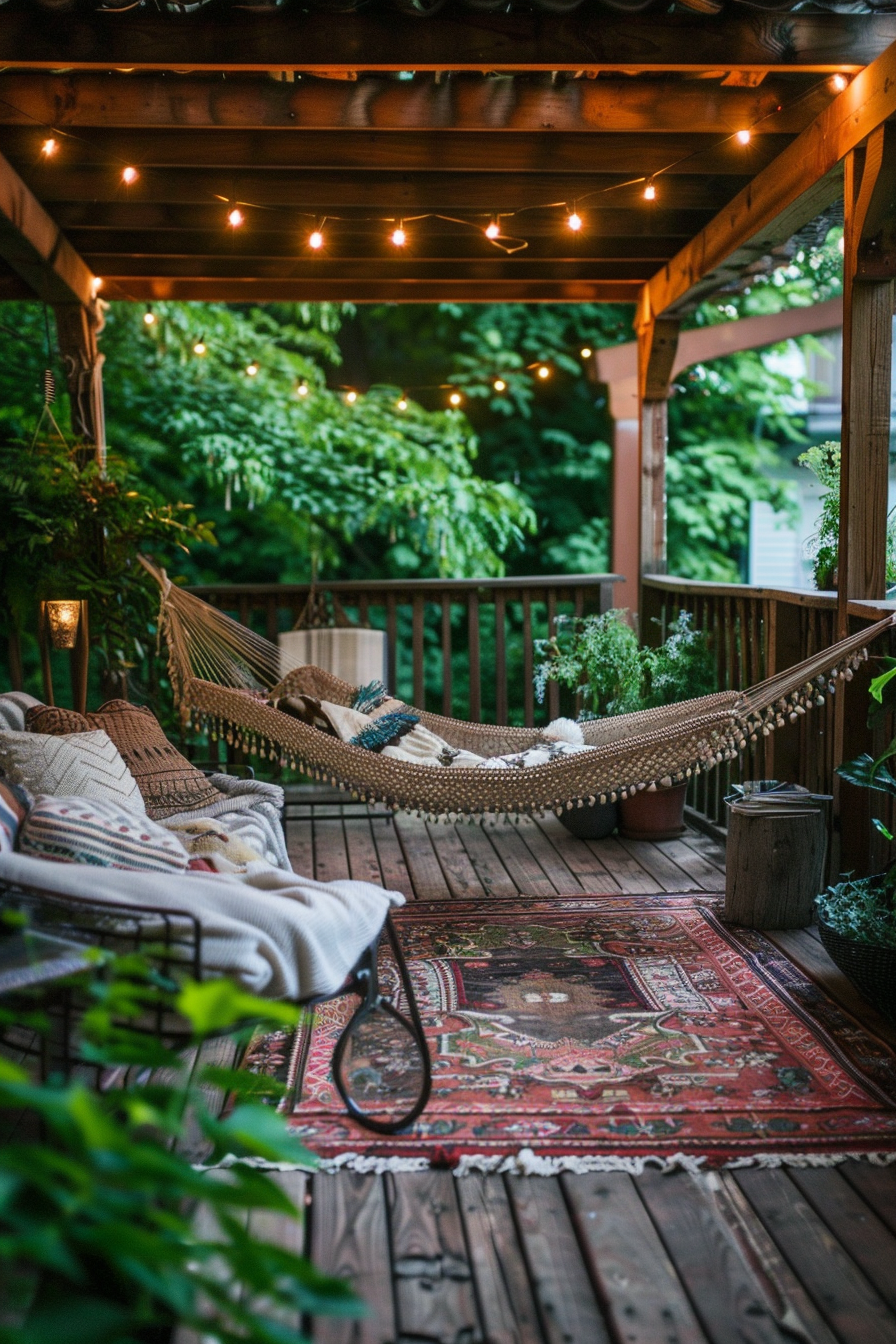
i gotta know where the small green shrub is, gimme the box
[816,878,896,949]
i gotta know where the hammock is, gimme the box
[141,559,895,821]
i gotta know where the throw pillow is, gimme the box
[19,795,189,873]
[0,729,146,814]
[26,701,225,821]
[0,781,27,853]
[0,692,44,733]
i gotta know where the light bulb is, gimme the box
[580,346,592,359]
[644,181,657,201]
[567,212,583,232]
[397,397,408,410]
[121,165,139,184]
[193,337,207,356]
[391,226,407,247]
[537,364,550,380]
[91,276,103,294]
[227,207,244,228]
[493,378,506,393]
[831,73,848,92]
[485,221,500,240]
[143,307,156,326]
[346,389,357,403]
[448,391,462,406]
[297,381,309,397]
[41,137,58,158]
[735,129,751,145]
[246,362,259,377]
[309,229,324,250]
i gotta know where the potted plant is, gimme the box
[816,662,896,1023]
[534,609,715,840]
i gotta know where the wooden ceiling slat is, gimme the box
[0,11,891,73]
[102,277,643,302]
[0,127,793,177]
[0,72,832,135]
[83,256,656,281]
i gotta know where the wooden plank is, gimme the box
[313,817,351,885]
[644,37,896,319]
[652,837,726,891]
[369,816,416,902]
[89,276,647,304]
[468,591,481,723]
[515,815,586,894]
[285,815,315,879]
[562,1171,708,1344]
[343,817,384,887]
[457,1175,543,1344]
[585,837,662,894]
[441,593,453,719]
[787,1167,896,1315]
[455,821,519,899]
[677,827,727,873]
[636,1169,795,1344]
[764,928,896,1051]
[506,1176,610,1344]
[494,591,508,727]
[310,1173,396,1344]
[533,814,623,893]
[393,813,452,901]
[425,822,489,900]
[0,149,95,304]
[482,818,557,897]
[386,1169,482,1344]
[615,835,702,892]
[246,1170,307,1334]
[3,12,893,73]
[412,592,425,710]
[734,1168,896,1344]
[174,1035,239,1164]
[840,1162,896,1239]
[522,591,534,728]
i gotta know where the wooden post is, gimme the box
[635,309,680,594]
[53,300,107,467]
[608,381,639,614]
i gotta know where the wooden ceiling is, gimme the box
[0,11,891,304]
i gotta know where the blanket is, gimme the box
[162,772,290,871]
[0,850,403,999]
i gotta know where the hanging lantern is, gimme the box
[44,600,81,650]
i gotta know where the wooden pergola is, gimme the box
[0,6,894,628]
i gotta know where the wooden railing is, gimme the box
[191,573,620,728]
[642,575,896,867]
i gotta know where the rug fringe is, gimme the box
[201,1147,896,1176]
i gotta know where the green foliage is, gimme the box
[800,440,896,592]
[816,877,896,949]
[0,952,360,1343]
[534,608,714,719]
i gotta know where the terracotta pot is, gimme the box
[618,783,687,841]
[558,800,618,840]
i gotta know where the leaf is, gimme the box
[204,1103,318,1166]
[836,753,896,795]
[176,980,301,1035]
[872,817,895,842]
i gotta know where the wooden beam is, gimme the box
[0,12,891,73]
[98,276,642,302]
[636,314,680,579]
[53,301,106,456]
[0,71,832,135]
[83,257,659,283]
[0,148,94,304]
[0,126,794,178]
[642,36,896,321]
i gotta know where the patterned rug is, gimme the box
[247,894,896,1168]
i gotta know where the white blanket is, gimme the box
[163,772,291,871]
[0,850,403,1000]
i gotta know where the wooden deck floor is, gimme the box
[268,792,896,1344]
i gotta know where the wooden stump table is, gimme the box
[724,807,828,929]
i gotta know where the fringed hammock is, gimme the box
[142,558,896,821]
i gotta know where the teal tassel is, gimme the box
[350,711,419,752]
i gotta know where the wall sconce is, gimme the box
[44,600,82,650]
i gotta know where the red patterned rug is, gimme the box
[247,894,896,1168]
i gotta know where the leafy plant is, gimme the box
[0,950,361,1344]
[534,608,715,719]
[800,439,896,592]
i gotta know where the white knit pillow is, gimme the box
[19,795,188,873]
[0,729,146,815]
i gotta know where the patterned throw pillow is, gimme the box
[26,701,225,821]
[19,795,189,873]
[0,781,27,853]
[0,729,146,814]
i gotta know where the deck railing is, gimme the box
[642,575,896,867]
[190,573,620,728]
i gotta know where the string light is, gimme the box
[391,225,407,247]
[580,347,592,359]
[485,221,500,240]
[735,129,752,146]
[831,73,848,92]
[193,336,207,356]
[40,137,57,158]
[297,381,309,397]
[143,306,156,326]
[121,165,139,185]
[536,364,551,380]
[227,207,245,229]
[566,212,583,232]
[91,276,103,295]
[643,180,657,201]
[246,362,259,377]
[493,378,506,393]
[397,396,408,410]
[308,229,324,250]
[448,390,462,406]
[345,389,358,403]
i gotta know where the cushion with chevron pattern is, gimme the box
[0,729,146,815]
[19,795,189,872]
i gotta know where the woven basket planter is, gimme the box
[817,913,896,1025]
